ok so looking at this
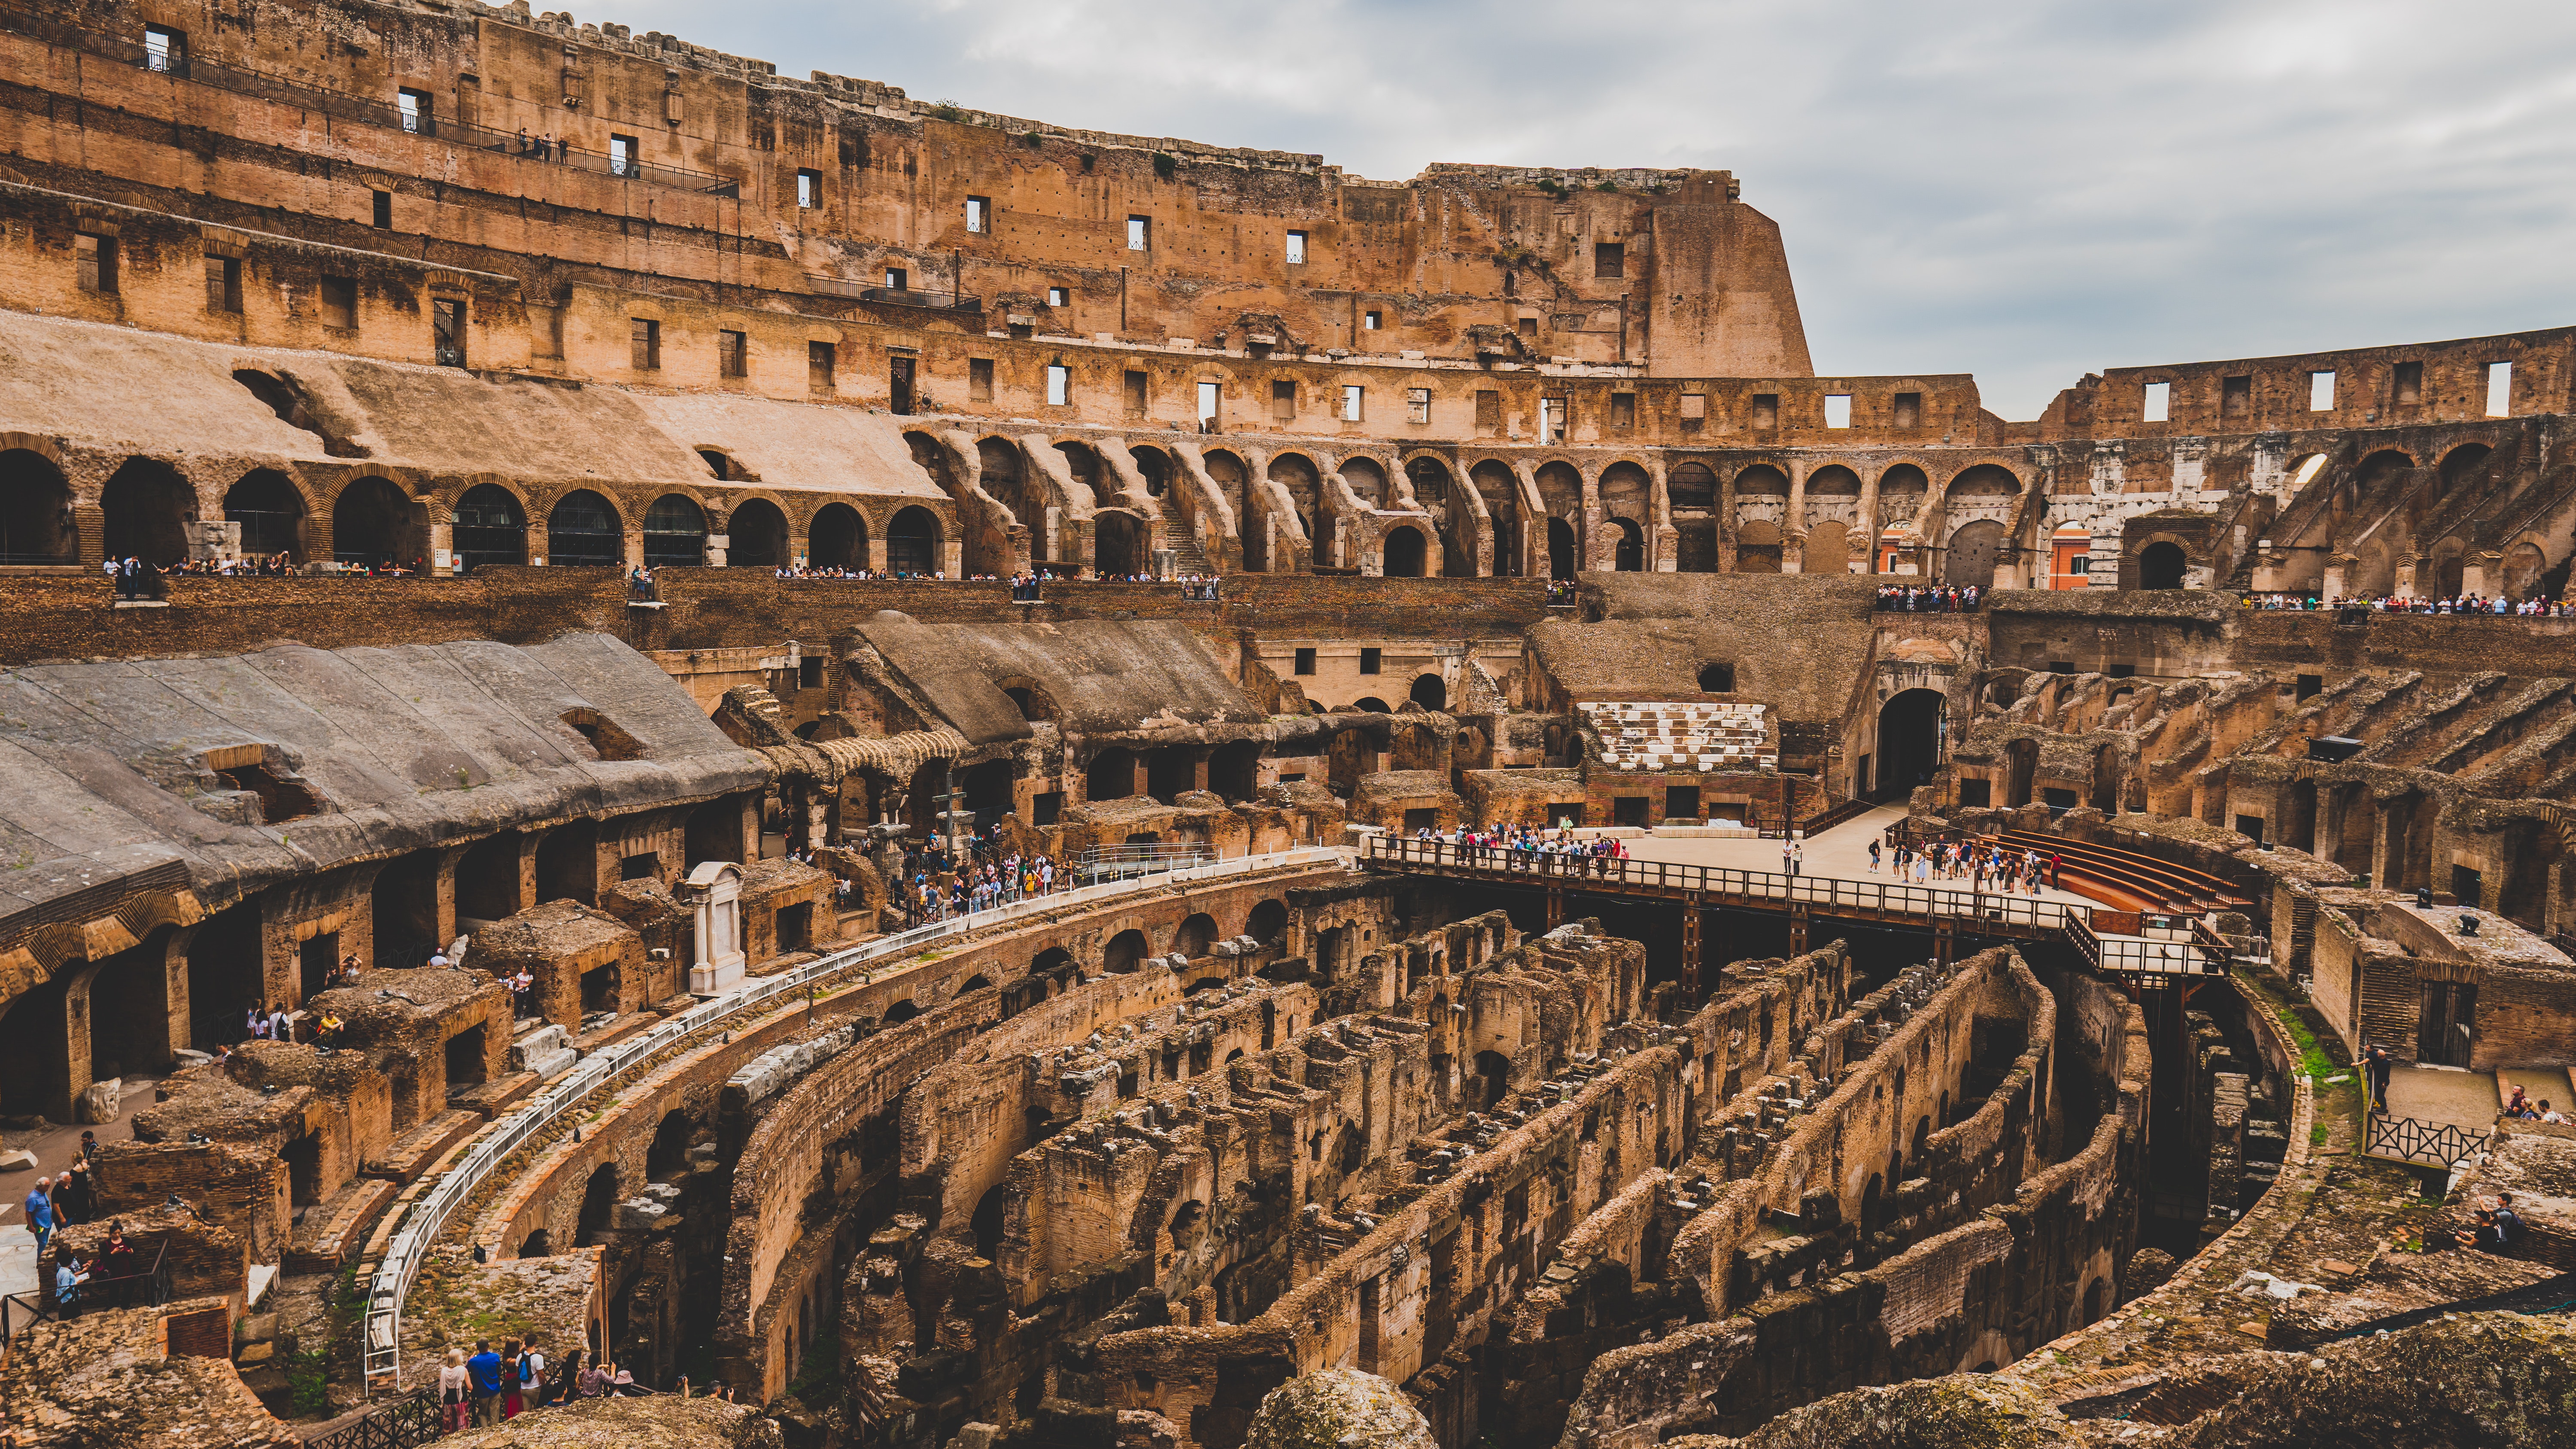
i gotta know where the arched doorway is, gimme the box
[727,498,787,567]
[2139,541,2187,590]
[225,470,306,561]
[546,490,622,567]
[1247,899,1287,943]
[101,458,194,566]
[887,505,940,576]
[452,484,527,570]
[1610,517,1644,571]
[2433,549,2467,599]
[1409,673,1447,710]
[1103,929,1151,975]
[2502,541,2550,601]
[1096,509,1148,576]
[0,449,75,564]
[1382,525,1426,578]
[331,476,412,568]
[641,494,706,568]
[1875,689,1945,800]
[809,503,867,571]
[1944,520,2007,588]
[2005,738,2040,808]
[1547,518,1577,580]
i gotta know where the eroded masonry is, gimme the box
[3,3,2576,1448]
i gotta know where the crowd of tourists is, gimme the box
[2243,591,2570,616]
[1408,824,1635,872]
[1874,584,1983,612]
[879,831,1073,928]
[21,1134,150,1318]
[1869,835,2062,894]
[438,1337,728,1430]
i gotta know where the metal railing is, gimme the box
[2063,910,2231,977]
[1359,836,2090,935]
[2366,1114,2493,1169]
[2,1240,172,1339]
[1077,842,1216,884]
[5,12,741,197]
[360,844,1343,1391]
[309,1388,444,1449]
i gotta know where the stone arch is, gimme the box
[1470,460,1522,575]
[1129,444,1173,498]
[224,469,309,561]
[1945,463,2021,498]
[546,488,624,567]
[808,502,868,570]
[2437,443,2493,492]
[1547,517,1578,579]
[642,493,708,568]
[1875,463,1930,532]
[1533,461,1583,518]
[1103,928,1151,975]
[452,482,528,569]
[1382,524,1428,577]
[887,505,942,576]
[101,457,197,567]
[1340,456,1388,509]
[2139,539,2189,590]
[1945,519,2008,588]
[2502,536,2555,601]
[1609,515,1644,571]
[332,475,415,567]
[1599,461,1652,522]
[1171,913,1219,958]
[1246,898,1288,943]
[1409,672,1447,710]
[727,496,789,567]
[1876,688,1946,799]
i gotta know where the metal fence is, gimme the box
[2366,1113,2493,1169]
[309,1388,444,1449]
[1359,836,2090,935]
[360,845,1341,1392]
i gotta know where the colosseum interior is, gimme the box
[0,3,2573,1447]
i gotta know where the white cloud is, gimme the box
[592,0,2576,417]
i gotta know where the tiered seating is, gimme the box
[1982,829,2254,913]
[1578,700,1776,772]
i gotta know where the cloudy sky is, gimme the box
[599,0,2576,418]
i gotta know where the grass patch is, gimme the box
[286,1348,331,1416]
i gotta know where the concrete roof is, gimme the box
[0,632,765,943]
[852,612,1264,745]
[0,309,942,502]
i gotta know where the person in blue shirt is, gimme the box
[467,1340,506,1426]
[52,1246,86,1316]
[24,1179,54,1253]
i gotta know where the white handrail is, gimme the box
[360,844,1343,1391]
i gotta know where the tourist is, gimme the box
[24,1178,53,1254]
[1867,838,1881,874]
[2453,1208,2505,1252]
[522,1342,547,1407]
[579,1358,614,1398]
[100,1222,136,1306]
[468,1340,505,1425]
[440,1349,473,1431]
[54,1162,90,1226]
[266,1002,289,1040]
[2363,1044,2393,1117]
[2542,1100,2567,1124]
[610,1366,652,1397]
[1789,840,1804,878]
[2493,1192,2527,1249]
[51,1246,87,1317]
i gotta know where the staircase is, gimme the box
[1157,491,1212,575]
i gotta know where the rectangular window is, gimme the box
[2485,361,2512,416]
[1046,364,1070,406]
[969,357,994,401]
[1127,215,1150,250]
[1958,778,1992,808]
[2394,360,2423,404]
[1540,394,1567,444]
[719,329,747,378]
[144,24,185,74]
[1680,392,1707,427]
[609,134,638,177]
[1285,230,1307,265]
[2309,370,2335,410]
[319,275,355,328]
[1047,285,1069,307]
[1824,393,1853,428]
[1407,388,1431,425]
[1516,315,1538,337]
[884,267,907,291]
[1750,393,1779,429]
[75,233,115,294]
[433,297,465,367]
[1358,647,1381,676]
[1197,380,1221,429]
[799,657,824,691]
[2142,380,2169,421]
[397,88,430,133]
[1610,392,1636,429]
[2105,663,2136,679]
[1475,389,1502,433]
[796,169,820,208]
[965,195,989,233]
[1341,385,1364,422]
[1272,379,1296,422]
[372,189,393,229]
[2222,375,2251,415]
[809,340,835,391]
[1594,241,1624,279]
[631,318,660,370]
[2296,673,2323,700]
[205,255,240,313]
[1124,369,1148,415]
[1364,310,1382,330]
[1892,391,1920,429]
[1293,648,1317,676]
[1666,785,1700,822]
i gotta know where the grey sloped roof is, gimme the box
[853,613,1263,745]
[0,632,764,939]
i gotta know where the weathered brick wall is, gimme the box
[92,1140,290,1268]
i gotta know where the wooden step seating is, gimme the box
[1980,829,2254,914]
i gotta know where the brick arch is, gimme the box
[423,473,536,526]
[528,482,632,531]
[0,431,70,470]
[710,487,794,530]
[1938,460,2026,494]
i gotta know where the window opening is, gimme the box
[970,358,995,401]
[609,134,637,177]
[1407,388,1431,424]
[397,88,431,133]
[205,255,241,313]
[719,329,747,378]
[1359,648,1381,676]
[76,233,116,294]
[144,25,185,74]
[372,190,393,229]
[966,196,989,233]
[2142,381,2169,421]
[433,299,466,367]
[809,340,835,391]
[1046,364,1070,406]
[2485,361,2512,416]
[1048,285,1069,307]
[1364,310,1382,330]
[1341,385,1364,423]
[630,318,660,370]
[796,169,820,208]
[1294,648,1316,676]
[2309,370,2335,410]
[1285,230,1306,265]
[1127,215,1150,250]
[1825,393,1853,428]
